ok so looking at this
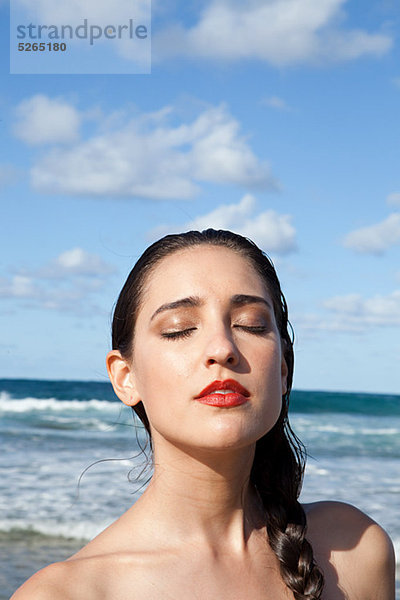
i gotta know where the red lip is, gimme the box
[194,379,250,408]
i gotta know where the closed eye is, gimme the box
[162,325,268,340]
[161,328,197,340]
[234,325,268,335]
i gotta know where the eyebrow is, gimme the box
[230,294,273,312]
[150,296,204,321]
[150,293,272,321]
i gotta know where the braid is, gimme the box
[251,415,324,599]
[266,503,324,599]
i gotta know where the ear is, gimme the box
[106,350,141,407]
[281,355,288,396]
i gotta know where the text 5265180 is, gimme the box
[18,42,67,51]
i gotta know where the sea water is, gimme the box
[1,379,399,598]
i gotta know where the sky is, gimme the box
[1,0,400,394]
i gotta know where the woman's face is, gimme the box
[129,245,288,452]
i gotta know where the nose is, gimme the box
[203,326,240,368]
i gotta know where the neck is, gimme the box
[136,437,263,553]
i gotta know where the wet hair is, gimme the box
[111,229,324,600]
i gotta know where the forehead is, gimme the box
[141,245,269,310]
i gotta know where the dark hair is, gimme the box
[112,229,324,599]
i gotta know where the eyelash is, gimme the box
[161,328,196,340]
[237,325,268,334]
[161,325,267,340]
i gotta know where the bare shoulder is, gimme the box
[10,553,128,600]
[10,560,79,600]
[10,545,169,600]
[303,501,395,600]
[303,500,394,552]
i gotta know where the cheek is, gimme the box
[253,345,284,416]
[133,341,192,405]
[254,342,283,382]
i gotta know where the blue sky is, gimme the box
[1,0,400,393]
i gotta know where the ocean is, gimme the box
[1,379,399,599]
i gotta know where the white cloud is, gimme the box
[0,275,38,299]
[343,213,400,255]
[238,211,297,255]
[295,290,400,335]
[159,194,297,255]
[39,247,116,278]
[322,28,391,61]
[324,290,400,328]
[262,96,292,112]
[155,0,392,66]
[14,95,81,145]
[386,192,400,207]
[0,248,115,313]
[185,194,255,229]
[293,312,362,335]
[24,103,275,198]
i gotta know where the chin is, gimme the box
[194,419,270,451]
[151,411,280,455]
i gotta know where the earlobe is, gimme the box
[106,350,141,407]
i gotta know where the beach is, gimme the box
[1,379,399,598]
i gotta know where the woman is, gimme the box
[12,229,395,599]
